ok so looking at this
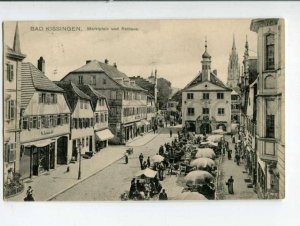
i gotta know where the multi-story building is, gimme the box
[4,23,26,183]
[19,59,71,179]
[77,85,113,151]
[182,41,232,134]
[230,89,241,123]
[61,60,147,144]
[250,18,285,199]
[55,81,95,160]
[239,37,259,187]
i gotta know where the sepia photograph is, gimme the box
[3,19,285,202]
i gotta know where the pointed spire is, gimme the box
[232,34,236,51]
[205,36,207,51]
[13,22,21,53]
[202,36,211,59]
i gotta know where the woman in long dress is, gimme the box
[226,176,234,194]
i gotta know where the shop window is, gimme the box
[7,63,14,82]
[265,34,275,70]
[203,93,209,100]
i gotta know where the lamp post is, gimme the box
[78,141,82,180]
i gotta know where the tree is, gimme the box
[157,78,172,109]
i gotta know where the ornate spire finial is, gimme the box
[205,36,207,50]
[13,22,21,53]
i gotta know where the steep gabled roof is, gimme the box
[77,84,107,111]
[130,76,155,97]
[66,60,145,91]
[21,62,64,109]
[183,71,231,91]
[54,81,91,112]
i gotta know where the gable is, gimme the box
[185,81,230,91]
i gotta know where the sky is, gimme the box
[4,19,257,89]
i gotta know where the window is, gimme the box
[86,137,89,146]
[57,115,61,126]
[95,113,99,123]
[91,76,96,85]
[49,115,54,127]
[187,108,195,116]
[105,113,108,122]
[103,78,106,85]
[203,108,209,114]
[218,108,225,115]
[82,138,85,147]
[6,100,15,120]
[100,113,104,123]
[110,91,117,99]
[187,93,194,100]
[80,99,83,109]
[37,116,41,129]
[110,107,116,116]
[79,75,83,84]
[64,114,69,124]
[84,100,88,109]
[32,117,37,129]
[217,93,224,99]
[266,34,275,70]
[39,93,46,103]
[22,117,28,129]
[203,93,209,100]
[266,115,275,138]
[5,143,16,163]
[7,64,14,82]
[50,94,57,104]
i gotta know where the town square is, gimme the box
[3,19,284,201]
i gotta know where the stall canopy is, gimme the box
[136,121,143,127]
[141,119,150,125]
[96,129,114,141]
[135,168,157,178]
[23,139,54,147]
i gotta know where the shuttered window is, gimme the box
[6,100,15,120]
[7,64,14,82]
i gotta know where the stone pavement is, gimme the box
[126,131,159,147]
[217,135,258,200]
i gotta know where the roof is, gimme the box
[248,58,258,85]
[77,84,107,111]
[21,62,64,109]
[55,81,91,112]
[5,45,26,60]
[67,60,145,91]
[130,76,155,96]
[183,71,231,91]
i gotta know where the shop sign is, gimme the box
[41,129,54,135]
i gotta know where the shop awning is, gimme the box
[141,119,150,125]
[23,139,54,147]
[96,129,114,141]
[136,121,143,127]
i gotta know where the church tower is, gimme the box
[227,35,240,89]
[201,38,212,81]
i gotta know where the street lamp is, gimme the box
[78,141,82,180]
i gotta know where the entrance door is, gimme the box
[200,123,212,134]
[89,136,93,152]
[72,140,77,161]
[57,137,68,164]
[32,148,39,176]
[49,146,55,169]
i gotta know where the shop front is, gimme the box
[20,139,56,179]
[123,123,134,142]
[95,129,114,151]
[141,119,150,133]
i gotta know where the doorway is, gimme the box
[200,123,212,134]
[57,137,68,164]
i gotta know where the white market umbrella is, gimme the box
[135,168,157,178]
[184,170,214,186]
[212,128,226,134]
[207,135,223,142]
[151,154,164,163]
[195,148,216,159]
[175,192,207,200]
[190,158,216,170]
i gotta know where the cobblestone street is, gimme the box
[217,135,258,200]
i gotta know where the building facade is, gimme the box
[77,85,113,151]
[61,60,148,144]
[182,41,232,134]
[55,81,95,161]
[231,90,241,123]
[250,18,285,199]
[19,61,71,179]
[3,23,26,183]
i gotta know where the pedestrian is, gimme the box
[124,152,129,164]
[236,154,240,165]
[24,186,34,201]
[228,149,232,160]
[158,162,164,181]
[139,153,144,169]
[226,176,234,194]
[169,129,172,137]
[147,156,151,168]
[142,161,147,170]
[159,145,164,156]
[159,189,168,200]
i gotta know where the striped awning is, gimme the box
[96,129,114,141]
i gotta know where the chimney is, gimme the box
[37,56,45,73]
[213,69,217,75]
[113,62,117,68]
[104,59,109,64]
[86,60,91,64]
